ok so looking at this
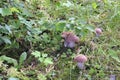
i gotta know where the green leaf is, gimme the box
[19,52,27,65]
[89,68,96,75]
[10,7,20,13]
[55,22,65,31]
[86,26,94,32]
[18,16,32,28]
[1,36,11,44]
[92,2,97,9]
[76,26,82,30]
[109,50,120,62]
[61,53,67,58]
[44,58,53,65]
[103,0,107,3]
[37,74,47,80]
[31,51,41,58]
[5,25,12,34]
[38,58,44,62]
[0,55,18,67]
[0,8,12,16]
[42,54,48,58]
[21,8,33,17]
[62,1,73,7]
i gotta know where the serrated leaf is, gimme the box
[44,58,53,65]
[18,16,32,28]
[38,58,44,62]
[42,54,48,58]
[31,51,41,58]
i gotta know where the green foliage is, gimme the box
[108,49,120,62]
[0,55,18,67]
[8,77,19,80]
[18,52,27,69]
[0,8,12,16]
[0,0,120,80]
[37,73,47,80]
[31,51,53,66]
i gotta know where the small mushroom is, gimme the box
[95,28,102,37]
[74,54,87,69]
[61,32,79,48]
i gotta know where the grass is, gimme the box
[0,0,120,80]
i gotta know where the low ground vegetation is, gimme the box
[0,0,120,80]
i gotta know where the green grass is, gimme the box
[0,0,120,80]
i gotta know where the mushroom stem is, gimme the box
[110,75,116,80]
[96,33,100,37]
[77,62,84,69]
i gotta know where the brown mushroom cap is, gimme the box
[74,54,87,63]
[61,31,79,42]
[61,32,69,38]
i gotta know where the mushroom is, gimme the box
[74,54,87,69]
[61,32,79,48]
[95,28,102,37]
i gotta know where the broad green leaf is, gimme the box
[18,16,32,28]
[0,8,12,16]
[5,25,12,34]
[0,55,18,67]
[19,52,27,65]
[1,36,11,44]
